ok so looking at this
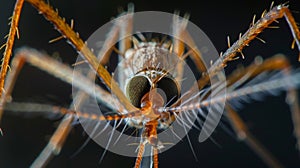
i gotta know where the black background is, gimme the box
[1,0,300,168]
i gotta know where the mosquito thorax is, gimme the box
[123,42,180,129]
[124,42,178,74]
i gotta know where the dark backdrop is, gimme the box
[0,0,300,168]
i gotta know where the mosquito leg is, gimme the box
[226,55,300,150]
[153,147,159,168]
[172,13,186,58]
[54,20,125,166]
[29,19,124,165]
[30,114,74,168]
[0,44,138,166]
[182,29,208,73]
[172,55,299,166]
[0,0,24,98]
[29,105,141,167]
[194,4,300,91]
[287,84,300,151]
[170,19,212,107]
[25,0,136,112]
[225,104,283,168]
[118,4,133,55]
[2,101,136,167]
[208,4,300,77]
[4,102,141,123]
[116,4,133,88]
[0,48,117,122]
[172,13,187,83]
[28,7,134,166]
[30,79,90,167]
[3,101,139,167]
[226,55,290,87]
[29,8,135,166]
[224,56,288,167]
[73,7,135,112]
[134,142,145,168]
[172,13,209,86]
[170,16,220,106]
[24,0,105,82]
[97,24,120,66]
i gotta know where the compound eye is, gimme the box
[126,76,151,107]
[156,77,180,106]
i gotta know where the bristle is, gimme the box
[15,27,20,39]
[252,14,256,26]
[132,36,140,49]
[48,36,64,43]
[291,39,296,49]
[255,37,266,43]
[227,36,231,48]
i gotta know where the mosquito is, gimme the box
[0,0,300,168]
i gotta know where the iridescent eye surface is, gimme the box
[126,76,151,107]
[126,74,180,108]
[156,77,180,106]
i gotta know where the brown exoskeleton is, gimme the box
[0,0,300,167]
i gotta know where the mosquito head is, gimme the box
[122,41,183,128]
[126,71,180,106]
[125,69,180,127]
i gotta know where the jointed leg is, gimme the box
[3,102,140,167]
[0,48,116,123]
[169,16,213,107]
[208,3,300,77]
[30,86,88,167]
[182,29,208,73]
[171,55,299,167]
[24,0,136,112]
[225,105,283,168]
[0,0,24,98]
[172,14,208,86]
[33,4,135,166]
[176,6,300,152]
[0,47,113,166]
[33,11,135,165]
[117,4,133,55]
[225,55,300,149]
[172,13,187,83]
[27,17,126,166]
[4,102,140,122]
[0,0,135,115]
[31,114,74,168]
[0,47,127,166]
[224,55,300,167]
[134,142,159,168]
[176,4,300,98]
[116,4,133,89]
[225,55,290,88]
[3,101,137,167]
[192,4,300,91]
[134,142,145,168]
[153,147,159,168]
